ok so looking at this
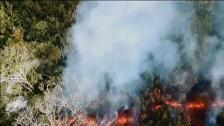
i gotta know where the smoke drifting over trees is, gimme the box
[65,1,180,107]
[1,1,224,126]
[64,1,224,125]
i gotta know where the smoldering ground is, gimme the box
[62,1,224,125]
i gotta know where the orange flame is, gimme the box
[185,102,206,110]
[165,99,182,108]
[54,100,224,126]
[116,110,135,126]
[152,99,224,110]
[116,116,134,126]
[152,105,162,111]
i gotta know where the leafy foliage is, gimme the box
[1,1,224,126]
[0,1,79,125]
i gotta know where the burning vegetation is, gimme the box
[139,76,224,126]
[2,1,224,126]
[52,76,224,126]
[54,108,137,126]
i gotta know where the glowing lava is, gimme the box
[152,105,162,111]
[165,99,182,108]
[54,100,224,126]
[152,99,224,110]
[116,109,135,126]
[185,102,206,110]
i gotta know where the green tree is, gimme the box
[0,1,79,125]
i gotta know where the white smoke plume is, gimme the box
[64,1,181,108]
[210,1,224,93]
[206,2,224,124]
[1,1,224,126]
[63,1,224,125]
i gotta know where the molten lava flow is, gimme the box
[116,116,134,126]
[153,105,162,110]
[165,99,182,108]
[116,109,135,126]
[151,99,224,110]
[185,102,206,110]
[54,100,224,126]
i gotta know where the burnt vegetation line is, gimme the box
[1,1,224,126]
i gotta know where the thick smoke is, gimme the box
[63,1,224,125]
[211,1,224,94]
[64,1,180,108]
[205,2,224,125]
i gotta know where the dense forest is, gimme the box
[1,1,224,126]
[0,1,79,125]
